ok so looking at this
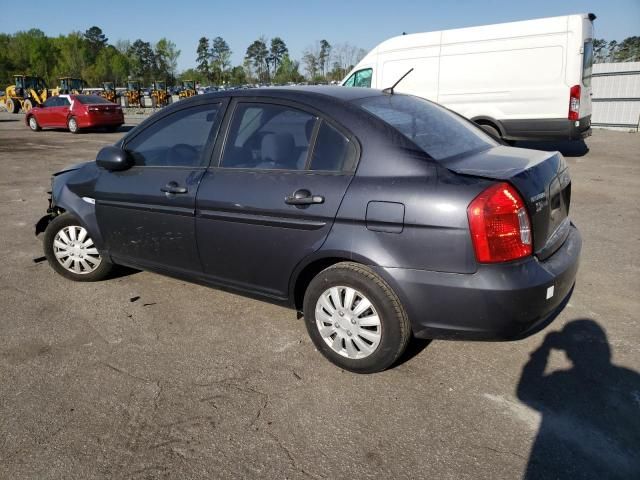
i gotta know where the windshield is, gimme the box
[356,94,497,161]
[76,95,112,104]
[344,68,373,88]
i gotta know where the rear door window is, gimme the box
[221,103,318,171]
[309,121,357,172]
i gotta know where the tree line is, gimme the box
[0,27,367,89]
[0,27,179,88]
[183,36,367,85]
[593,37,640,63]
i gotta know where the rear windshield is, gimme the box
[356,94,497,161]
[75,95,112,104]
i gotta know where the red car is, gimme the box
[26,94,124,133]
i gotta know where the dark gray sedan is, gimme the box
[36,87,581,373]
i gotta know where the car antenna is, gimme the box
[383,68,414,95]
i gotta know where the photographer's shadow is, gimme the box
[517,319,640,479]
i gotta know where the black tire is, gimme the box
[303,262,411,373]
[6,98,19,114]
[27,115,41,131]
[43,213,113,282]
[479,123,501,140]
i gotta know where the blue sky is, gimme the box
[6,0,639,71]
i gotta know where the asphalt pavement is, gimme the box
[0,112,638,479]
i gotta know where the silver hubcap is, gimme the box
[29,117,37,129]
[53,226,101,274]
[69,119,77,131]
[315,286,382,359]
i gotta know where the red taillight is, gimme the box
[568,84,581,121]
[467,182,532,263]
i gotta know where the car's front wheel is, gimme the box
[43,213,112,282]
[28,115,41,131]
[303,262,411,373]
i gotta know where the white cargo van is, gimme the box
[343,13,595,141]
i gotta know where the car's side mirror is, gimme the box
[96,146,132,171]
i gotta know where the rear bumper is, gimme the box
[501,116,591,141]
[77,113,124,128]
[375,224,582,341]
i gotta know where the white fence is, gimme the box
[591,62,640,131]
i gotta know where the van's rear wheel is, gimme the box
[479,123,501,140]
[303,262,411,373]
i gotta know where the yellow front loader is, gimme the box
[99,82,117,103]
[124,81,142,107]
[53,77,85,95]
[150,80,170,107]
[1,75,49,113]
[178,80,197,99]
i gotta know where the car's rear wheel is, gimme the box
[67,116,80,133]
[43,213,112,282]
[303,262,411,373]
[28,115,41,131]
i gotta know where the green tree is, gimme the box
[84,26,108,62]
[302,49,319,80]
[196,37,210,81]
[129,39,156,84]
[593,38,607,63]
[269,37,288,77]
[615,36,640,62]
[229,65,247,85]
[179,68,207,84]
[155,38,180,82]
[318,39,331,77]
[273,54,303,84]
[52,32,87,79]
[245,38,269,82]
[211,36,231,84]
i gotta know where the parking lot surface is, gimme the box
[0,112,638,479]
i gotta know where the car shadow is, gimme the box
[108,265,140,280]
[394,337,432,367]
[516,319,640,479]
[0,118,19,122]
[513,139,589,157]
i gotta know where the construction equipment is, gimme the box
[150,80,170,107]
[55,77,84,95]
[99,82,117,103]
[1,75,49,113]
[178,80,197,99]
[123,81,142,108]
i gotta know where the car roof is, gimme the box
[197,85,384,104]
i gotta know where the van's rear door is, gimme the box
[579,14,596,118]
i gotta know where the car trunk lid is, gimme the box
[443,146,571,259]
